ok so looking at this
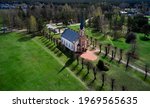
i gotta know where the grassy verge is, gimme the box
[0,32,87,91]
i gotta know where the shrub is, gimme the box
[97,60,109,71]
[126,32,136,43]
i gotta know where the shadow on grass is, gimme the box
[88,78,96,86]
[76,68,83,76]
[57,52,63,57]
[82,72,89,81]
[0,32,12,36]
[99,83,104,91]
[71,64,78,71]
[18,36,33,42]
[140,36,150,41]
[58,58,75,74]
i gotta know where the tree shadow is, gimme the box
[71,64,78,71]
[99,83,104,91]
[57,46,75,59]
[109,58,113,62]
[88,78,96,86]
[82,72,89,81]
[57,52,63,57]
[76,68,83,76]
[54,49,59,54]
[58,58,75,74]
[18,36,33,42]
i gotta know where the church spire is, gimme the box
[80,12,84,30]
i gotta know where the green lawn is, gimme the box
[0,32,150,91]
[0,32,87,91]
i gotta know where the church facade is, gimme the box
[61,20,88,52]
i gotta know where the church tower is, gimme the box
[77,13,88,52]
[79,15,85,36]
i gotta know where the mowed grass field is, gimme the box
[0,32,87,91]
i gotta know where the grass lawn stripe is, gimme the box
[32,38,88,90]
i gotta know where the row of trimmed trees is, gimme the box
[87,34,149,81]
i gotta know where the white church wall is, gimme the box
[61,37,75,52]
[74,40,79,52]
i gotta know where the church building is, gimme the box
[61,18,88,52]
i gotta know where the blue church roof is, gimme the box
[61,29,80,43]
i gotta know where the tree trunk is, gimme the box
[77,55,79,65]
[104,46,108,57]
[81,58,84,69]
[102,73,105,86]
[118,49,123,63]
[122,86,126,91]
[144,64,148,81]
[107,44,111,54]
[87,62,90,74]
[114,47,117,59]
[111,79,115,91]
[93,67,97,80]
[111,50,114,61]
[99,44,102,54]
[126,53,130,69]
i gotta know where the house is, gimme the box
[61,19,88,52]
[46,24,64,34]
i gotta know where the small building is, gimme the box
[61,18,88,52]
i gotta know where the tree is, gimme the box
[88,17,92,27]
[94,39,97,47]
[37,18,44,34]
[102,73,105,86]
[92,15,102,32]
[104,44,110,57]
[128,15,149,32]
[81,58,84,69]
[110,50,114,61]
[118,49,123,63]
[93,67,97,80]
[122,86,126,91]
[28,15,37,34]
[76,55,79,65]
[114,47,117,59]
[99,44,102,54]
[141,24,150,40]
[61,4,73,26]
[107,44,111,54]
[104,46,108,57]
[90,37,93,45]
[126,53,131,69]
[87,62,90,75]
[111,14,123,40]
[126,32,136,44]
[97,60,109,71]
[144,64,148,81]
[111,78,115,91]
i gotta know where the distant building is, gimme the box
[61,18,88,52]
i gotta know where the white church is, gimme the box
[61,19,88,52]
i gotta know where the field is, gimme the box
[0,32,87,90]
[0,31,150,91]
